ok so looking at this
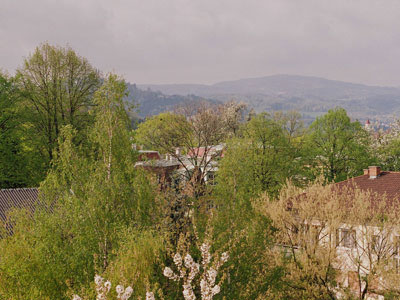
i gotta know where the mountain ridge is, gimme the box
[136,74,400,122]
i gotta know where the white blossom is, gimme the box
[116,284,124,295]
[104,281,111,292]
[72,277,136,300]
[146,291,155,300]
[174,252,182,267]
[207,268,217,285]
[164,266,174,278]
[164,242,229,300]
[183,283,196,300]
[184,254,194,268]
[220,252,229,263]
[200,243,211,265]
[121,286,133,300]
[94,275,103,286]
[211,285,220,295]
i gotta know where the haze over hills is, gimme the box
[126,83,221,119]
[137,74,400,123]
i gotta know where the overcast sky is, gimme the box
[1,0,400,86]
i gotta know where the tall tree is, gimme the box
[306,108,371,182]
[17,43,100,163]
[216,112,297,202]
[0,75,157,299]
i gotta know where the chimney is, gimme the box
[363,169,369,175]
[175,147,181,156]
[368,166,381,179]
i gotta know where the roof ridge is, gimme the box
[336,170,400,185]
[0,187,38,191]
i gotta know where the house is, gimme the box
[186,144,224,185]
[135,150,181,190]
[135,146,225,191]
[324,166,400,299]
[276,166,400,299]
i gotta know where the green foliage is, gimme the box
[0,75,157,299]
[216,113,298,202]
[0,73,24,187]
[211,204,283,299]
[17,42,100,167]
[305,107,372,182]
[135,112,193,153]
[209,113,294,299]
[0,72,43,187]
[377,138,400,171]
[99,229,166,299]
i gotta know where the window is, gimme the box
[290,224,300,247]
[336,229,356,248]
[207,171,216,186]
[372,235,380,253]
[289,223,321,248]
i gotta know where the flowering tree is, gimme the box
[72,275,154,300]
[72,242,229,300]
[163,242,229,300]
[370,118,400,171]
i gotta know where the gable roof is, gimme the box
[0,188,39,221]
[335,171,400,201]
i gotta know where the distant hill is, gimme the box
[139,74,400,122]
[126,83,219,118]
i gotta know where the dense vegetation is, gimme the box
[2,43,400,299]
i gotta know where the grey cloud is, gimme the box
[1,0,400,86]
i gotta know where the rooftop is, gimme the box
[335,166,400,201]
[0,188,39,221]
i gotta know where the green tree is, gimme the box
[0,73,23,187]
[209,113,294,299]
[0,73,41,187]
[0,75,157,299]
[306,107,372,182]
[135,103,228,197]
[371,119,400,171]
[17,43,100,165]
[216,112,297,201]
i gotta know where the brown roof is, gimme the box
[0,188,39,222]
[335,171,400,201]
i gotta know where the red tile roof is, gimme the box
[335,171,400,201]
[187,145,225,158]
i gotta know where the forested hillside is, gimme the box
[141,74,400,122]
[127,83,220,118]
